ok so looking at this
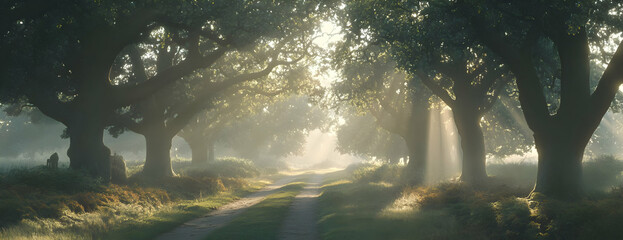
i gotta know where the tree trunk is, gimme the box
[207,140,215,162]
[453,109,488,185]
[188,137,208,165]
[530,130,586,200]
[403,104,429,185]
[66,116,111,181]
[405,137,427,184]
[142,131,176,178]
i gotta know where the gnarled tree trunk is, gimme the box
[453,108,487,186]
[531,128,587,199]
[142,128,176,178]
[66,111,111,181]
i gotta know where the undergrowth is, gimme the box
[318,162,623,240]
[0,161,268,240]
[176,157,262,179]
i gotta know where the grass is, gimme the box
[205,182,306,240]
[0,162,272,240]
[318,163,623,240]
[102,182,264,240]
[0,179,265,240]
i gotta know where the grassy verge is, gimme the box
[0,164,269,240]
[318,163,623,240]
[0,182,264,240]
[102,182,264,240]
[205,182,306,240]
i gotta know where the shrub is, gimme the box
[0,166,172,227]
[130,171,229,199]
[1,166,102,193]
[183,157,261,179]
[352,163,402,184]
[493,198,536,240]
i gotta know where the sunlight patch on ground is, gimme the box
[379,189,422,218]
[369,181,394,188]
[278,167,344,176]
[321,179,351,188]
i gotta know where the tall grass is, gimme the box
[0,161,267,240]
[318,163,623,240]
[0,184,264,240]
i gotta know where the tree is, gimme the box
[335,110,409,164]
[1,0,331,180]
[340,1,512,185]
[332,39,432,183]
[110,30,315,178]
[448,0,623,199]
[218,95,327,167]
[178,77,323,166]
[481,91,534,160]
[178,103,239,166]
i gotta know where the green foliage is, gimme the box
[205,182,305,240]
[336,112,409,163]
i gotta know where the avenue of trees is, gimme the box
[1,0,334,180]
[333,0,623,199]
[2,0,623,201]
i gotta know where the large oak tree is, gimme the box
[1,0,332,180]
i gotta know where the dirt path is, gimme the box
[277,174,324,240]
[154,175,300,240]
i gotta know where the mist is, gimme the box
[3,1,623,239]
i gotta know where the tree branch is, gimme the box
[468,14,552,133]
[110,47,228,107]
[127,45,149,82]
[165,56,291,134]
[417,72,456,108]
[587,40,623,132]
